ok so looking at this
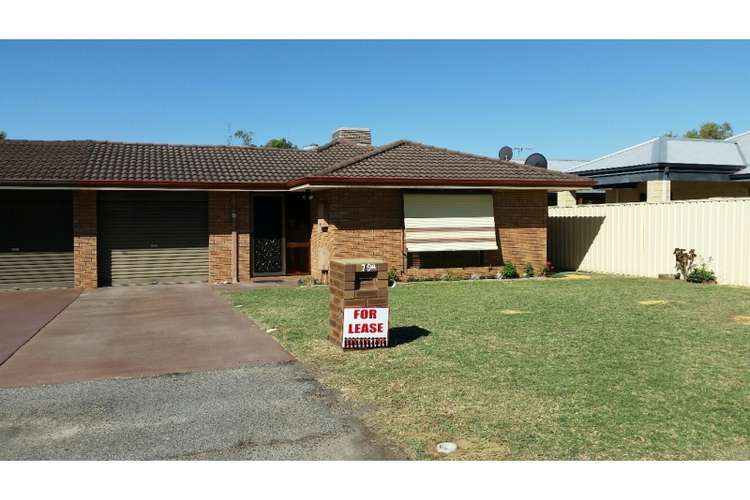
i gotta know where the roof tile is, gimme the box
[0,137,591,187]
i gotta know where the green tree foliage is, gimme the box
[263,137,297,149]
[232,129,254,147]
[0,130,6,140]
[684,122,733,140]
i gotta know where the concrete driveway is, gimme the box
[0,285,391,459]
[0,284,293,387]
[0,288,80,365]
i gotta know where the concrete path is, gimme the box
[0,288,81,365]
[0,363,392,460]
[0,284,293,388]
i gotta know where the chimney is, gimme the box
[332,127,372,146]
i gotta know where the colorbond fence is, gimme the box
[548,197,750,287]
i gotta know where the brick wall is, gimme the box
[493,190,547,272]
[73,190,97,288]
[208,192,231,283]
[309,188,549,282]
[237,193,251,282]
[310,189,404,282]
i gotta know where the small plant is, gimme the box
[523,262,535,278]
[441,271,462,281]
[500,261,519,279]
[388,268,399,287]
[674,248,697,280]
[297,276,317,287]
[540,260,555,277]
[686,258,717,284]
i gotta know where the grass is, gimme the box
[224,275,750,460]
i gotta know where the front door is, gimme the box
[253,195,284,275]
[285,193,311,275]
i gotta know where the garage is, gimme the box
[98,191,209,286]
[0,190,74,289]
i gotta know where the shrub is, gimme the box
[523,262,535,278]
[500,261,519,279]
[687,260,717,284]
[674,248,697,280]
[388,268,399,284]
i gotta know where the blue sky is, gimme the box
[1,40,748,160]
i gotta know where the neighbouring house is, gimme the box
[0,127,592,289]
[543,159,607,206]
[551,131,750,206]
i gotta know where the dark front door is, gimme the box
[253,195,284,275]
[285,193,311,275]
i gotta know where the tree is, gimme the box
[232,129,254,147]
[684,122,733,140]
[0,130,6,140]
[263,137,297,149]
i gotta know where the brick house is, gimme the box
[0,128,593,289]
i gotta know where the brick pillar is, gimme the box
[647,180,671,203]
[237,193,251,282]
[73,190,98,288]
[208,192,233,283]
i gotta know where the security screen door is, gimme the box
[252,195,284,275]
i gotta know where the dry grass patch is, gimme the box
[733,315,750,325]
[639,299,669,305]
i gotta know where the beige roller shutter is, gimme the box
[403,193,498,252]
[98,192,208,286]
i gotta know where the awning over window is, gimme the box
[403,193,498,252]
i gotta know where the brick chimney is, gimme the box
[332,127,372,146]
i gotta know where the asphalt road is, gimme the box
[0,363,392,460]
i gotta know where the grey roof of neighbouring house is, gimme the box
[568,135,750,181]
[546,159,590,173]
[726,131,750,178]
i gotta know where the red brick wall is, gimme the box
[309,188,548,281]
[208,192,231,283]
[237,193,251,282]
[73,190,97,288]
[310,189,405,282]
[493,190,547,272]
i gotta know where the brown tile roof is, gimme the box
[0,140,91,185]
[306,140,593,186]
[0,137,593,188]
[0,139,371,187]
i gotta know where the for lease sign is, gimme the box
[342,307,389,349]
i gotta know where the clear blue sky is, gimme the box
[2,40,748,160]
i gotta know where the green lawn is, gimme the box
[224,275,750,460]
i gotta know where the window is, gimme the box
[402,193,498,252]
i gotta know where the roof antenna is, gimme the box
[512,145,534,158]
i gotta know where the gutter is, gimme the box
[289,175,595,189]
[0,175,595,191]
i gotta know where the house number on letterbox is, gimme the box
[361,263,377,272]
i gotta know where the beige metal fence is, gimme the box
[548,198,750,287]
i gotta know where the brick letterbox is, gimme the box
[329,258,389,349]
